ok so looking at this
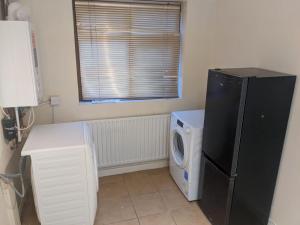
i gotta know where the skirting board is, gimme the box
[98,159,169,177]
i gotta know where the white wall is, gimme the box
[24,0,216,124]
[213,1,300,225]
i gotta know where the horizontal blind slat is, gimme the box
[74,0,181,100]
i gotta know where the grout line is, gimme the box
[128,192,141,225]
[170,211,179,225]
[124,172,141,225]
[158,189,168,213]
[104,218,140,225]
[100,169,172,225]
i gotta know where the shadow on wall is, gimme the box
[0,0,5,20]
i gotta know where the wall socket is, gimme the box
[50,96,61,106]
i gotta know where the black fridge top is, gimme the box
[211,68,296,78]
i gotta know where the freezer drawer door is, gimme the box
[199,155,235,225]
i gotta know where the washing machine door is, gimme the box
[171,127,189,168]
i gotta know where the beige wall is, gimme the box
[25,0,216,124]
[15,0,300,225]
[0,114,12,225]
[0,117,14,173]
[213,1,300,225]
[0,114,20,225]
[0,0,216,224]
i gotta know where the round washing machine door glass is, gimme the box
[171,128,189,168]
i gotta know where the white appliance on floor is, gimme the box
[169,109,205,201]
[22,122,98,225]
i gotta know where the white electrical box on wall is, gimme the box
[0,21,43,107]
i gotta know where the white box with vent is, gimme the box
[0,21,43,107]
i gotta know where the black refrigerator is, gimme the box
[198,68,296,225]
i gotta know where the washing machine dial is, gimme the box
[185,127,191,134]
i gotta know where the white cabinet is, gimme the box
[0,21,43,107]
[22,122,98,225]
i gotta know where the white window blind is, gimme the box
[73,0,181,101]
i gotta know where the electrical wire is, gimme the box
[16,107,35,131]
[51,106,55,124]
[0,157,26,199]
[0,107,10,119]
[0,174,25,198]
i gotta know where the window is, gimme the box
[73,0,181,102]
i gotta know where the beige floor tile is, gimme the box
[131,192,167,217]
[171,206,211,225]
[126,180,157,196]
[102,219,140,225]
[22,170,208,225]
[124,171,150,182]
[96,196,137,225]
[139,212,176,225]
[160,188,191,210]
[100,174,124,184]
[99,181,129,199]
[21,210,40,225]
[150,173,178,191]
[124,172,157,196]
[21,189,40,225]
[145,167,169,176]
[22,219,40,225]
[191,204,211,224]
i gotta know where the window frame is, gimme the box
[72,0,183,103]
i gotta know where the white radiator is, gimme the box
[87,114,170,168]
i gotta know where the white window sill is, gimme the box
[79,97,182,105]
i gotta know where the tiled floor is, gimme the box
[21,167,211,225]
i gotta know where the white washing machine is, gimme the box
[169,109,205,201]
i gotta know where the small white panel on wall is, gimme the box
[0,21,43,107]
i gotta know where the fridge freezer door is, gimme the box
[228,76,296,225]
[199,155,235,225]
[202,71,246,175]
